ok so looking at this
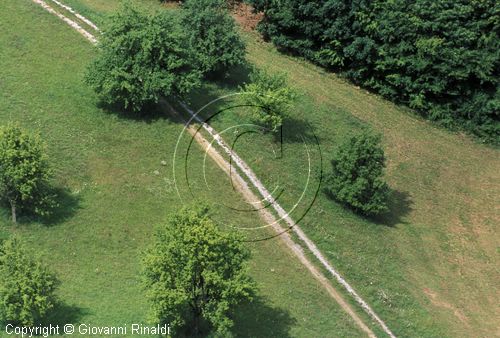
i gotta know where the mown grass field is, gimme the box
[0,1,368,337]
[1,0,498,337]
[105,1,499,336]
[208,32,499,338]
[241,35,499,337]
[200,40,500,337]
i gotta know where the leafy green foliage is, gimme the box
[142,206,255,336]
[0,124,55,222]
[85,4,201,112]
[0,237,59,326]
[241,69,296,132]
[182,0,246,76]
[325,131,390,216]
[250,0,499,142]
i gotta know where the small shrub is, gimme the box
[325,131,390,216]
[241,69,296,132]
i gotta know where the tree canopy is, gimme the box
[0,124,55,223]
[325,131,390,216]
[85,4,201,112]
[241,69,296,132]
[142,206,255,336]
[0,237,59,326]
[250,0,500,143]
[182,0,246,76]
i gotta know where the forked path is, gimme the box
[30,1,397,336]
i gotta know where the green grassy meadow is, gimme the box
[0,1,366,337]
[202,36,499,338]
[1,0,498,337]
[193,39,500,337]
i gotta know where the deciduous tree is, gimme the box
[182,0,246,76]
[85,4,201,112]
[0,124,55,223]
[0,237,59,326]
[142,206,255,336]
[241,69,296,132]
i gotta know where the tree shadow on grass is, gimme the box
[96,100,186,125]
[231,297,296,337]
[323,189,413,228]
[40,187,81,227]
[277,116,319,144]
[371,189,413,227]
[95,62,253,125]
[208,62,254,91]
[41,302,89,327]
[1,187,81,227]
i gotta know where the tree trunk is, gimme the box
[11,201,16,224]
[193,312,200,336]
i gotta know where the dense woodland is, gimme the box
[248,0,500,143]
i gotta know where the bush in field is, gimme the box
[326,131,390,216]
[0,237,59,326]
[142,206,255,336]
[85,4,201,112]
[182,0,246,76]
[0,124,55,223]
[241,69,296,132]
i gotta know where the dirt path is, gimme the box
[30,1,397,336]
[164,101,377,338]
[180,99,397,337]
[48,0,101,32]
[32,0,97,44]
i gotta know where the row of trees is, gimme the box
[0,125,59,325]
[85,1,302,139]
[249,0,499,143]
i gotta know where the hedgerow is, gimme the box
[250,0,499,143]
